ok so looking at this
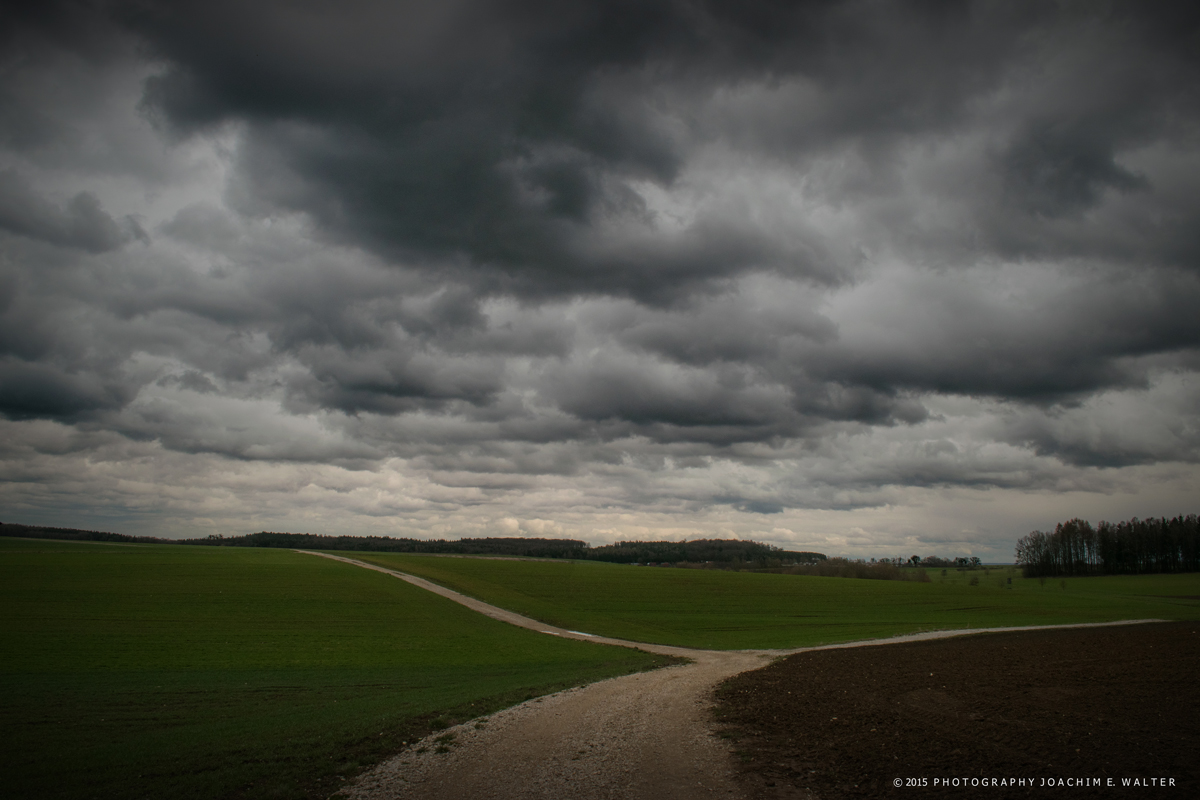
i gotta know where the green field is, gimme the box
[9,539,1199,800]
[0,539,677,800]
[349,553,1200,649]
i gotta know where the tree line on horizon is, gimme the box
[1015,514,1200,578]
[0,523,825,567]
[585,538,826,566]
[202,531,593,559]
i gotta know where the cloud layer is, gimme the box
[1,1,1198,557]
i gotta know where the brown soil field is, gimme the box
[714,622,1199,799]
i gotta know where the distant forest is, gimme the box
[1015,515,1200,578]
[0,522,825,568]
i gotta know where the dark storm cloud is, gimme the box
[0,358,134,419]
[0,232,144,423]
[286,345,505,415]
[121,0,706,300]
[1,0,1198,532]
[124,7,1195,244]
[999,123,1150,220]
[0,170,139,252]
[996,372,1200,469]
[116,0,1198,294]
[119,0,1046,299]
[552,357,788,429]
[804,266,1200,405]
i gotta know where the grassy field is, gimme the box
[0,538,677,800]
[9,540,1198,799]
[348,553,1200,649]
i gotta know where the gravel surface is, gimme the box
[343,650,766,800]
[306,551,768,800]
[305,553,1166,800]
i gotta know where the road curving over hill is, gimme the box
[301,551,1163,800]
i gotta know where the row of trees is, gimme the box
[586,539,825,566]
[1015,515,1200,577]
[0,523,827,569]
[0,522,161,544]
[908,555,982,568]
[192,532,591,559]
[195,533,828,567]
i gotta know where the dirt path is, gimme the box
[301,552,1162,800]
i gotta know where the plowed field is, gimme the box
[715,622,1198,798]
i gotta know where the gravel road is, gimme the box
[304,551,766,799]
[302,552,1161,800]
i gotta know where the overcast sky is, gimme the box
[1,1,1197,559]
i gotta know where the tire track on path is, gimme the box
[300,551,1162,800]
